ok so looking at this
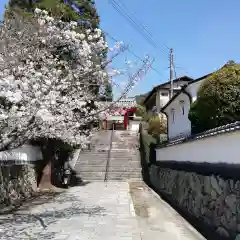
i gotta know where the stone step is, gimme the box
[77,160,107,165]
[77,156,108,160]
[78,156,108,159]
[106,171,142,177]
[76,160,140,166]
[75,163,105,166]
[77,166,141,172]
[77,174,142,181]
[107,175,142,180]
[78,159,108,163]
[110,150,139,153]
[110,156,139,158]
[78,155,139,160]
[109,158,139,161]
[110,151,139,155]
[109,160,141,165]
[76,166,106,172]
[77,171,106,178]
[78,177,105,181]
[78,160,140,165]
[79,152,109,156]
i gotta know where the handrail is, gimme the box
[104,126,114,182]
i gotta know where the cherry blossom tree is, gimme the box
[0,8,127,150]
[0,8,152,153]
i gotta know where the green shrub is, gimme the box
[135,104,146,117]
[147,116,167,138]
[189,61,240,133]
[139,125,157,164]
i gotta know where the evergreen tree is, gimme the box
[7,0,100,27]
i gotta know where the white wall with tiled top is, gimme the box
[156,130,240,164]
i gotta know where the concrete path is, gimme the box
[129,181,206,240]
[0,181,205,240]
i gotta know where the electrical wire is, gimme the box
[108,0,168,55]
[104,31,163,77]
[119,0,170,52]
[108,0,189,77]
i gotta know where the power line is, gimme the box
[108,0,189,78]
[116,0,170,51]
[108,0,168,55]
[108,0,166,55]
[104,31,163,77]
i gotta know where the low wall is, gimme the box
[149,123,240,240]
[0,165,37,206]
[0,145,42,207]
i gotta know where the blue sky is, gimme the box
[1,1,240,97]
[95,0,240,97]
[0,0,8,20]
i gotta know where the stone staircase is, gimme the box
[74,130,142,181]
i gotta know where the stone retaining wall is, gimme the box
[150,164,240,240]
[0,165,37,206]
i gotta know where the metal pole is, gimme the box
[169,48,174,99]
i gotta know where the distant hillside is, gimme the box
[135,92,150,105]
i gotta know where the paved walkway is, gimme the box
[0,181,205,240]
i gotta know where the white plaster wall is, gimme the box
[155,90,161,112]
[165,92,191,139]
[185,80,203,102]
[155,80,189,112]
[0,145,43,163]
[156,90,170,113]
[159,95,169,108]
[156,131,240,164]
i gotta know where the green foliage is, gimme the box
[135,92,149,105]
[147,116,167,138]
[135,104,146,117]
[139,125,157,165]
[142,111,153,122]
[189,61,240,133]
[7,0,100,27]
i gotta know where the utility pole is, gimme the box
[169,48,174,99]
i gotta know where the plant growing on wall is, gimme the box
[188,61,240,133]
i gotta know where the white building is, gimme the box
[143,76,193,113]
[161,73,211,140]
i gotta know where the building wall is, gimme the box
[148,127,240,239]
[155,80,187,113]
[163,79,204,139]
[156,90,170,112]
[165,92,191,139]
